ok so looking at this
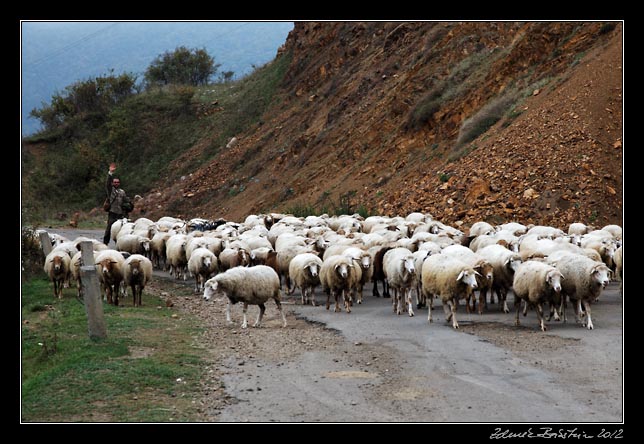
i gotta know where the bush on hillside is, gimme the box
[144,46,221,88]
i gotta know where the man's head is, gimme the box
[112,178,121,188]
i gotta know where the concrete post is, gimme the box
[79,241,107,339]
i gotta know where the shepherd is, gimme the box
[103,163,133,245]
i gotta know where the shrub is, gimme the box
[144,46,220,88]
[455,93,517,147]
[598,23,617,35]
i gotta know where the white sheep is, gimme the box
[525,225,564,239]
[218,247,251,272]
[469,230,519,252]
[94,249,126,305]
[70,250,100,299]
[289,253,324,306]
[421,254,479,329]
[276,245,315,292]
[496,222,528,236]
[568,222,594,236]
[320,255,362,313]
[150,231,172,269]
[614,245,622,296]
[44,249,72,299]
[512,261,564,331]
[123,254,153,307]
[187,248,219,293]
[71,236,109,252]
[469,221,496,238]
[601,224,622,241]
[116,234,151,257]
[476,244,523,313]
[165,234,189,279]
[341,246,373,304]
[383,247,417,316]
[441,245,494,315]
[203,265,287,329]
[549,254,612,330]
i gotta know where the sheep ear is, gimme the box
[334,264,341,271]
[474,271,482,277]
[456,271,464,282]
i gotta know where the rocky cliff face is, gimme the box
[143,21,622,229]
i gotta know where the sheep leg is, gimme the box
[476,290,484,315]
[254,303,266,328]
[536,302,547,332]
[344,290,352,313]
[560,296,568,323]
[300,287,306,305]
[309,287,317,307]
[426,293,433,323]
[416,284,425,309]
[326,290,331,311]
[334,290,341,313]
[241,302,249,329]
[515,296,522,327]
[449,300,459,329]
[274,298,288,327]
[393,289,399,314]
[582,300,593,330]
[406,289,414,317]
[383,279,390,298]
[225,300,233,324]
[547,301,561,322]
[574,299,583,324]
[357,285,363,304]
[373,279,380,297]
[501,289,510,314]
[113,285,120,307]
[442,298,452,322]
[522,299,528,316]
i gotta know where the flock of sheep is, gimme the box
[40,212,623,332]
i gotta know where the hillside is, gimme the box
[137,21,622,229]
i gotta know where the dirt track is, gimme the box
[45,228,623,423]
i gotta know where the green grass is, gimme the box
[21,274,206,422]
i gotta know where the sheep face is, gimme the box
[307,263,319,278]
[360,255,371,270]
[591,264,611,289]
[334,262,351,279]
[402,257,416,277]
[457,270,478,289]
[51,256,64,272]
[203,280,219,301]
[506,256,522,273]
[546,269,564,293]
[129,259,142,276]
[99,259,118,276]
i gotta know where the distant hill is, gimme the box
[21,21,294,135]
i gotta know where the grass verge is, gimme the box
[21,274,206,422]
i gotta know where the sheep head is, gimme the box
[203,279,219,301]
[591,264,611,289]
[307,262,319,278]
[546,269,564,293]
[334,262,351,279]
[456,269,478,289]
